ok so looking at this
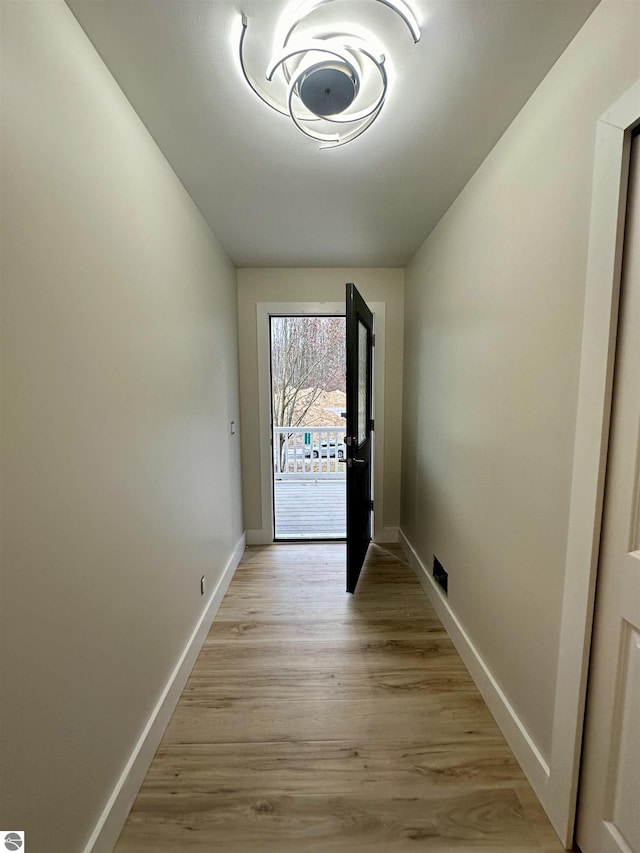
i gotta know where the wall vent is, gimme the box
[433,556,448,595]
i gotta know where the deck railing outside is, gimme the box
[273,426,346,479]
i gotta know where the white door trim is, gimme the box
[547,79,640,847]
[248,300,386,545]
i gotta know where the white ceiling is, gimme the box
[66,0,600,268]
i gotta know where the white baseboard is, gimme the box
[84,532,246,853]
[375,526,399,543]
[398,529,551,808]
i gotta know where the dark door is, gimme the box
[345,282,374,593]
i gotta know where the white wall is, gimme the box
[237,268,404,540]
[400,0,640,782]
[0,2,243,851]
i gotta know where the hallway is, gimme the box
[114,544,563,852]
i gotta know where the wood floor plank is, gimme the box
[163,694,495,745]
[119,788,552,853]
[194,637,464,669]
[114,543,563,852]
[116,790,549,853]
[217,599,438,619]
[203,616,448,641]
[180,668,474,702]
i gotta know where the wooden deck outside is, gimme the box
[274,478,346,539]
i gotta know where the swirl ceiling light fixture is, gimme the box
[239,0,421,149]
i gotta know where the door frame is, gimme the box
[249,300,387,546]
[547,79,640,847]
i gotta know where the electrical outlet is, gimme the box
[200,575,205,596]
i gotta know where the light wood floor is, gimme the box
[114,543,565,852]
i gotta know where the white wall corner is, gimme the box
[398,529,552,813]
[245,528,273,546]
[83,532,246,853]
[375,526,399,543]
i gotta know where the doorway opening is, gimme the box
[270,314,346,540]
